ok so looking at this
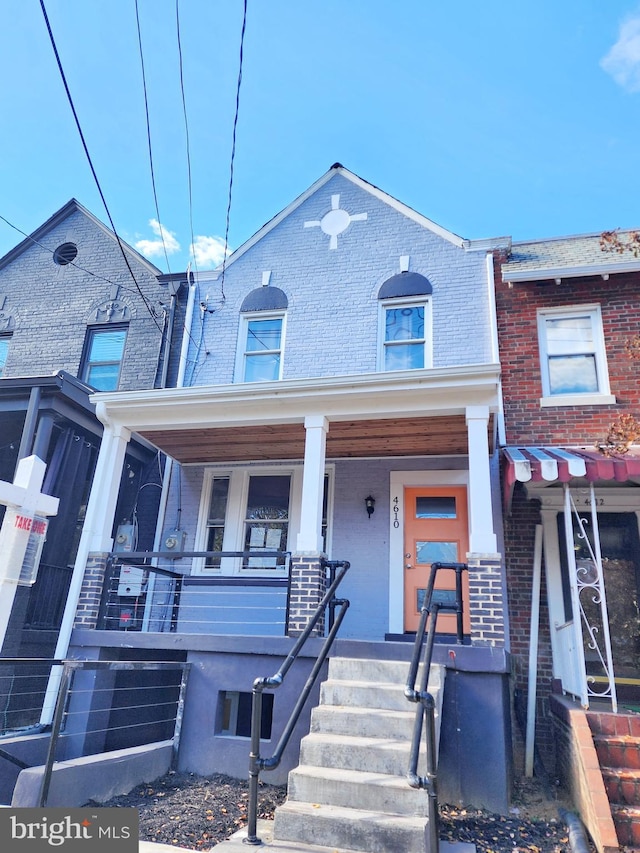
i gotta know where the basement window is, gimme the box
[218,690,273,739]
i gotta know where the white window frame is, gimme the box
[81,325,128,391]
[235,312,286,383]
[194,465,334,577]
[0,334,11,377]
[378,297,432,372]
[537,304,615,407]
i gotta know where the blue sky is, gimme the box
[1,1,640,272]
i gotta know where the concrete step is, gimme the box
[310,704,417,739]
[209,818,476,853]
[287,764,428,816]
[320,680,413,711]
[328,657,443,693]
[299,731,423,777]
[274,800,429,853]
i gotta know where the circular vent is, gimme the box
[53,242,78,266]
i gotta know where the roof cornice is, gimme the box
[503,258,640,284]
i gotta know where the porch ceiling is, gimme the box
[139,414,493,464]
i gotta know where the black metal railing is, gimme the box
[245,559,351,845]
[404,561,468,853]
[39,659,190,807]
[98,551,292,635]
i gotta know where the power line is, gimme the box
[219,0,248,302]
[175,0,198,279]
[134,0,172,274]
[39,0,164,336]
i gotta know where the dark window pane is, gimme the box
[416,496,456,518]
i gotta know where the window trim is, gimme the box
[378,296,432,372]
[0,334,11,378]
[194,465,334,577]
[80,324,128,391]
[537,304,615,406]
[235,311,286,383]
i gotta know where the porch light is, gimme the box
[365,495,375,517]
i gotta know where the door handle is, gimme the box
[405,563,413,569]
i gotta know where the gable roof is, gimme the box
[204,163,489,280]
[0,198,162,276]
[502,228,640,284]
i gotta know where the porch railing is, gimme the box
[405,560,468,853]
[0,658,189,807]
[245,559,351,845]
[98,551,292,636]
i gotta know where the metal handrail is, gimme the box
[38,659,191,807]
[404,561,468,853]
[245,559,351,846]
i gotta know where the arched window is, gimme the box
[238,287,288,382]
[378,272,432,372]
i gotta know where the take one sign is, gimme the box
[0,456,59,587]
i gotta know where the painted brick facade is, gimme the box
[0,205,166,390]
[187,172,494,386]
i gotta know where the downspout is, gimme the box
[486,252,506,447]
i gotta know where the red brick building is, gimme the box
[495,231,640,769]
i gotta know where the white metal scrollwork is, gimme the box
[564,483,617,712]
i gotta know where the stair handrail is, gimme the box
[245,559,351,846]
[404,560,468,853]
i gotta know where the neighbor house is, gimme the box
[496,230,640,849]
[0,199,186,667]
[59,165,515,819]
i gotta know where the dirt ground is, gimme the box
[94,769,580,852]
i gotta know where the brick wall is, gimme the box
[504,482,556,768]
[494,252,640,445]
[0,206,165,391]
[188,173,494,387]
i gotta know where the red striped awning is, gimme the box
[503,446,640,509]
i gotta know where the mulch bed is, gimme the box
[93,770,580,851]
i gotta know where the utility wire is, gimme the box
[39,0,163,336]
[219,0,248,301]
[175,0,198,279]
[0,209,202,363]
[134,0,172,274]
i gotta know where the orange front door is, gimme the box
[403,486,470,634]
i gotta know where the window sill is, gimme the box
[539,393,617,408]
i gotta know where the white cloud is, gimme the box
[190,235,231,268]
[135,219,181,257]
[601,13,640,92]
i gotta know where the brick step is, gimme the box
[601,766,640,806]
[587,710,640,739]
[611,804,640,847]
[593,735,640,770]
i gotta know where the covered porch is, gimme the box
[56,365,503,648]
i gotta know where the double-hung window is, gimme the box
[537,305,614,406]
[241,315,284,382]
[0,334,11,377]
[380,299,430,371]
[80,326,128,390]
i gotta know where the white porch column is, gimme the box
[51,421,131,658]
[465,405,497,553]
[42,421,131,724]
[296,415,329,553]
